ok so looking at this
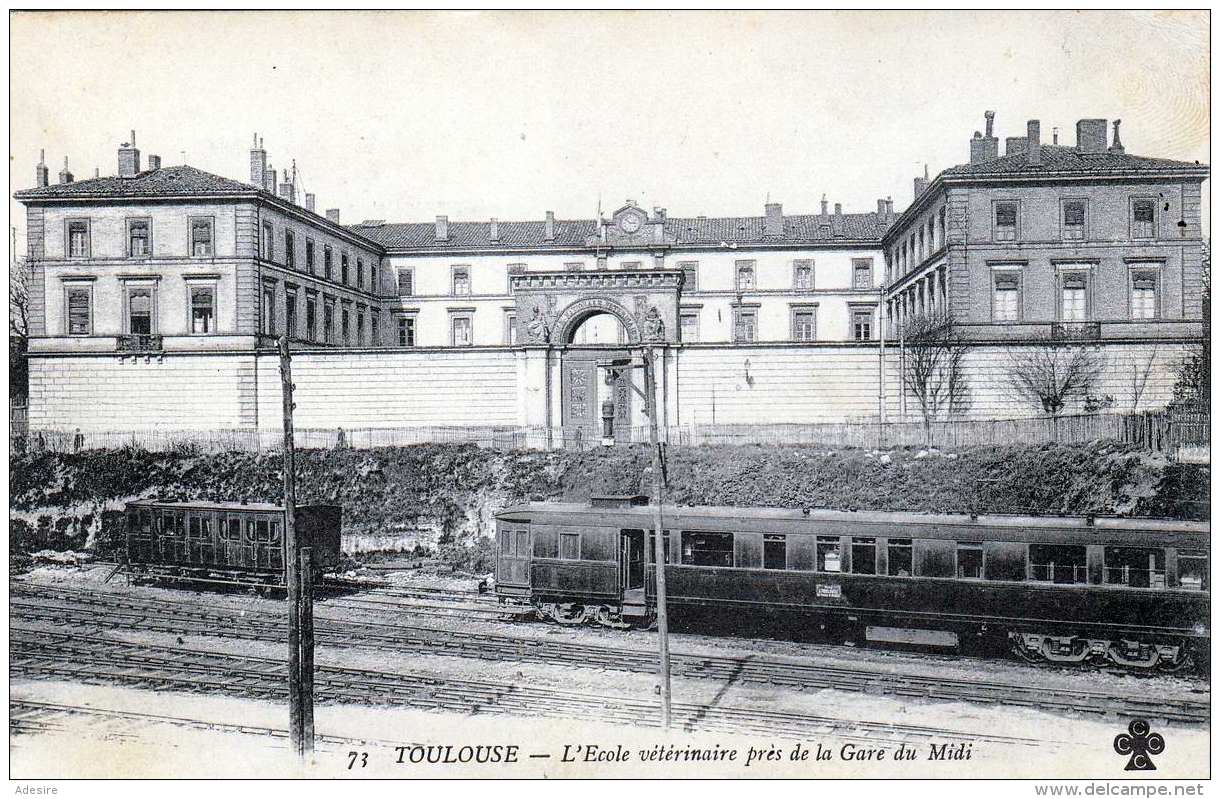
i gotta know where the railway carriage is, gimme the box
[495,497,1209,670]
[123,499,342,587]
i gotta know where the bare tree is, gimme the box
[10,227,29,401]
[1006,343,1107,439]
[901,312,971,445]
[1129,344,1159,411]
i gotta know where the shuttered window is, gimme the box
[66,287,91,335]
[1062,200,1086,240]
[397,269,414,296]
[994,202,1017,241]
[190,286,215,333]
[1133,200,1155,238]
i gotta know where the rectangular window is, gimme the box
[67,220,90,258]
[1133,199,1156,239]
[887,538,912,577]
[852,309,873,341]
[285,291,298,339]
[305,296,317,341]
[994,201,1017,241]
[993,273,1021,321]
[1061,273,1088,321]
[559,532,580,560]
[323,302,335,344]
[371,314,379,345]
[126,286,154,335]
[851,537,877,575]
[451,315,473,346]
[356,309,365,345]
[680,312,699,343]
[66,286,91,335]
[284,229,295,269]
[957,542,983,579]
[792,308,816,342]
[1178,549,1208,591]
[262,286,275,335]
[324,246,333,280]
[357,257,364,289]
[453,266,471,296]
[515,530,530,557]
[370,263,378,293]
[852,259,874,289]
[1104,546,1166,589]
[341,253,349,285]
[305,239,315,274]
[397,269,414,296]
[1131,273,1158,320]
[793,261,814,290]
[763,534,786,570]
[646,531,672,564]
[505,313,518,345]
[679,262,698,291]
[1062,200,1086,240]
[816,536,841,573]
[341,308,350,344]
[398,316,416,347]
[262,222,274,261]
[734,308,757,342]
[680,531,734,568]
[190,286,215,333]
[1028,544,1087,584]
[735,261,755,291]
[190,218,214,257]
[127,218,151,257]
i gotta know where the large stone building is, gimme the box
[15,114,1207,443]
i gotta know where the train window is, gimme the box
[887,539,912,576]
[763,535,786,570]
[1028,544,1087,584]
[681,532,734,567]
[647,532,672,564]
[222,518,242,541]
[188,517,213,539]
[500,531,513,555]
[559,533,580,560]
[1178,550,1208,591]
[132,509,153,535]
[250,519,271,543]
[851,538,877,575]
[956,542,983,579]
[1104,547,1165,589]
[269,520,281,543]
[515,530,530,557]
[816,536,841,573]
[161,511,183,537]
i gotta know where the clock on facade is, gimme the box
[619,214,641,233]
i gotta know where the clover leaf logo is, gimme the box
[1114,719,1165,771]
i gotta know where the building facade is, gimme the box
[16,113,1208,442]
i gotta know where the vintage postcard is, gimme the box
[6,8,1212,791]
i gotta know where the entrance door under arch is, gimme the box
[561,313,632,446]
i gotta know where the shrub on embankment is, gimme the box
[8,440,1207,558]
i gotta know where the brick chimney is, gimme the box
[278,180,295,203]
[1004,136,1027,156]
[877,198,887,216]
[830,203,844,237]
[266,167,277,194]
[886,197,894,217]
[1076,119,1108,153]
[58,157,73,184]
[249,134,266,187]
[913,164,930,198]
[1026,120,1041,166]
[489,218,500,242]
[147,154,161,171]
[35,149,48,188]
[326,208,340,224]
[764,202,783,237]
[1109,119,1124,154]
[820,195,828,217]
[305,193,316,212]
[969,110,999,164]
[544,211,555,242]
[435,215,449,242]
[118,130,141,177]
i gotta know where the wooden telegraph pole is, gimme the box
[278,336,314,758]
[643,345,672,729]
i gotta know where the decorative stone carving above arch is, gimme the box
[511,267,681,347]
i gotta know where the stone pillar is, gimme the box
[520,347,551,429]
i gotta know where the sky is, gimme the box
[8,10,1210,235]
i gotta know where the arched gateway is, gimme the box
[510,267,681,446]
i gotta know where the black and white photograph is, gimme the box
[5,8,1212,787]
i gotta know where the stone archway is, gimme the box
[552,296,642,346]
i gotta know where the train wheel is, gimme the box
[593,606,631,630]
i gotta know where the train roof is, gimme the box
[495,501,1209,534]
[126,499,338,512]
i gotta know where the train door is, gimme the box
[620,529,645,592]
[126,506,154,564]
[497,525,531,587]
[159,509,185,564]
[247,514,284,572]
[186,512,217,565]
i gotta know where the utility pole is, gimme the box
[279,336,314,758]
[643,345,672,729]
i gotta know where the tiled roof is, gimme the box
[350,211,894,250]
[941,146,1208,178]
[14,165,258,199]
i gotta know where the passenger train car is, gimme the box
[495,496,1209,670]
[123,499,342,587]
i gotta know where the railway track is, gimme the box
[11,581,1210,724]
[9,699,403,752]
[10,627,1048,747]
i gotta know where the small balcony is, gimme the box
[1051,321,1102,341]
[117,334,164,353]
